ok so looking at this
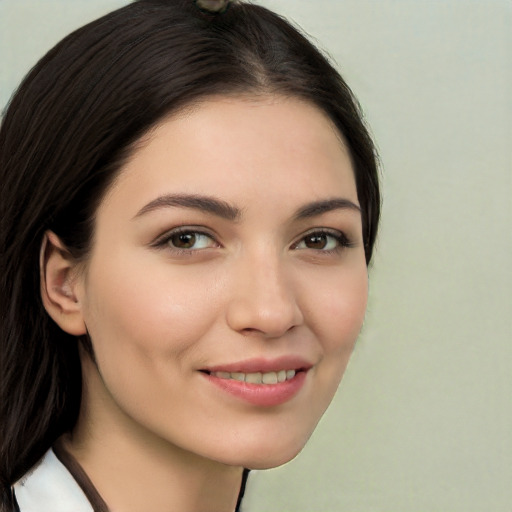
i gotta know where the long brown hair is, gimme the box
[0,0,380,506]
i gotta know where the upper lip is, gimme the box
[202,355,313,374]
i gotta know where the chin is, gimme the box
[245,440,309,470]
[214,426,315,470]
[244,451,303,471]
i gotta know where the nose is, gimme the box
[225,251,304,338]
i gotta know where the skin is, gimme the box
[42,95,368,512]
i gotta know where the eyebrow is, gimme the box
[293,198,361,219]
[133,193,360,222]
[133,193,242,221]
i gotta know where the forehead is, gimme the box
[99,95,357,218]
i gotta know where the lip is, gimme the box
[200,356,312,407]
[203,355,313,374]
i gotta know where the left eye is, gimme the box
[166,231,217,250]
[293,232,345,251]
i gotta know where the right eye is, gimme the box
[154,228,219,253]
[168,231,215,250]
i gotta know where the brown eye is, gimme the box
[170,232,197,249]
[293,230,348,252]
[164,231,217,251]
[304,233,329,249]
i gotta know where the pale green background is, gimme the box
[1,1,511,511]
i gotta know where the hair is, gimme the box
[0,0,380,505]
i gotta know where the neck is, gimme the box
[64,353,244,512]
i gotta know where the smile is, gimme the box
[208,369,297,385]
[200,357,312,407]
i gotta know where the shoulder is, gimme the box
[12,449,93,512]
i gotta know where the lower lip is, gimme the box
[202,371,308,407]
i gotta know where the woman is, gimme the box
[0,0,380,510]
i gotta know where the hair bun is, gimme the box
[195,0,233,14]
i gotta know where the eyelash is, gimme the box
[152,227,219,255]
[290,229,353,254]
[152,227,353,255]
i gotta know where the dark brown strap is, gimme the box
[53,440,110,512]
[235,469,250,512]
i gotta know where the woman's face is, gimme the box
[74,95,368,469]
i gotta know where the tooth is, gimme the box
[211,369,297,384]
[286,370,296,380]
[245,372,262,384]
[262,371,278,384]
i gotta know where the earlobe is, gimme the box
[40,231,87,336]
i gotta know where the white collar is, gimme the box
[13,449,93,512]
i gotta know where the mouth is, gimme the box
[200,368,304,385]
[199,357,312,407]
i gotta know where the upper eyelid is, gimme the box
[297,226,344,235]
[290,227,355,250]
[292,226,348,241]
[151,226,219,247]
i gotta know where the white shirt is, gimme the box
[13,449,93,512]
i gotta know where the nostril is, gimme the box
[240,327,261,335]
[239,324,297,338]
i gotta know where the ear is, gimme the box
[40,231,87,336]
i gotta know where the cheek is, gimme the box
[77,258,224,437]
[80,255,220,367]
[307,264,368,351]
[304,264,368,396]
